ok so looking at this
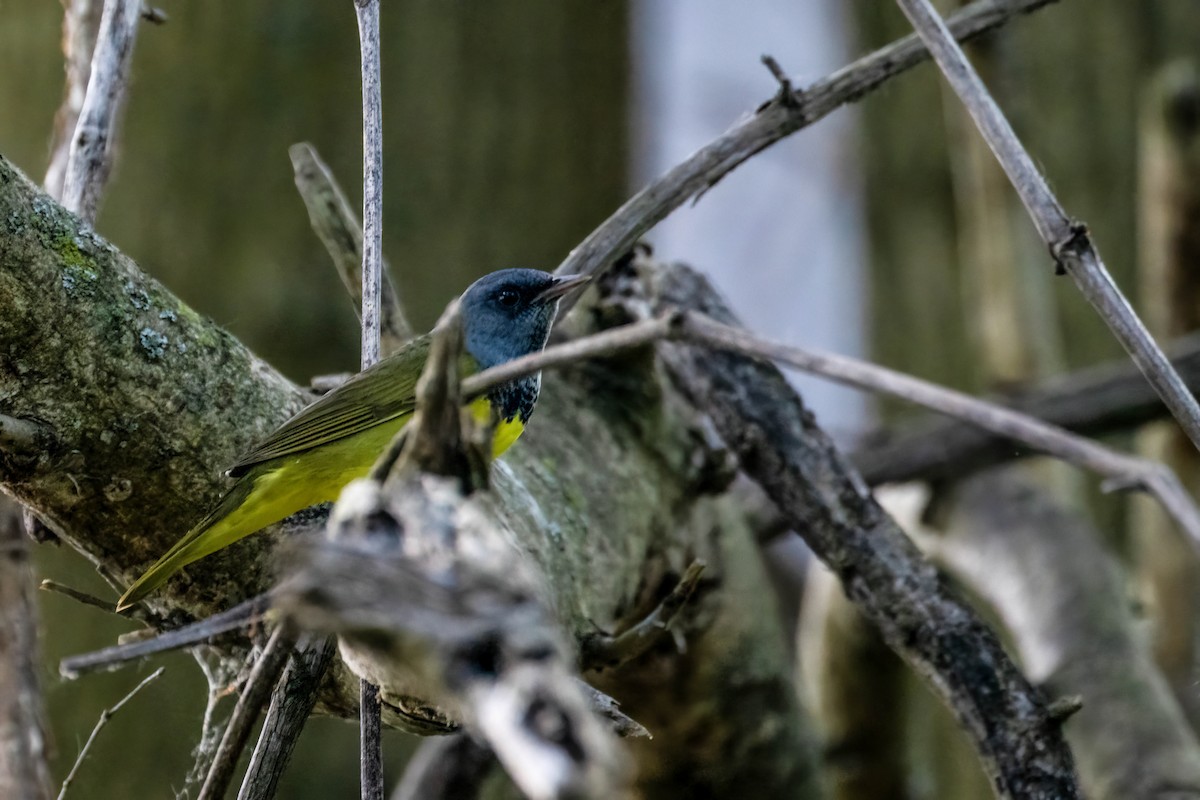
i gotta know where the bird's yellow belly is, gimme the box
[249,396,524,524]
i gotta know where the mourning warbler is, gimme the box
[117,268,587,610]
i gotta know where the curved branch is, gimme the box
[553,0,1061,314]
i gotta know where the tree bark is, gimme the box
[928,473,1200,799]
[0,155,820,797]
[0,499,53,800]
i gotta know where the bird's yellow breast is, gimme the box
[469,394,527,456]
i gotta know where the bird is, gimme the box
[116,268,587,611]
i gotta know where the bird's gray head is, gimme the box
[459,268,588,369]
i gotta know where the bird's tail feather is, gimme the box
[116,479,258,611]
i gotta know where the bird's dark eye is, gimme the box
[497,289,520,308]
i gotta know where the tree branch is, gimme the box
[923,474,1200,799]
[56,667,163,800]
[289,143,411,351]
[895,0,1200,453]
[353,1,385,792]
[852,332,1200,485]
[642,263,1081,798]
[552,0,1061,316]
[237,636,337,800]
[59,594,270,678]
[198,625,296,800]
[44,0,103,200]
[0,501,53,800]
[60,0,141,222]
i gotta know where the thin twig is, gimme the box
[238,636,337,800]
[457,310,1200,551]
[853,332,1200,485]
[199,625,296,800]
[56,666,164,800]
[356,0,383,371]
[183,651,243,796]
[289,143,411,350]
[895,0,1200,453]
[552,0,1061,317]
[39,579,130,616]
[354,0,385,795]
[59,593,270,678]
[60,0,141,223]
[581,560,706,671]
[680,314,1200,551]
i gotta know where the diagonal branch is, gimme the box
[289,143,411,350]
[198,625,296,800]
[895,0,1200,453]
[0,502,53,800]
[552,0,1061,315]
[60,0,141,222]
[45,0,103,200]
[56,667,163,800]
[454,307,1200,554]
[853,332,1200,485]
[237,637,338,800]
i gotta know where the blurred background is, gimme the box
[2,0,1199,796]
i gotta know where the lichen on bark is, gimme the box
[0,155,821,797]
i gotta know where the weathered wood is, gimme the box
[0,156,818,797]
[645,263,1081,798]
[0,500,52,800]
[930,474,1200,799]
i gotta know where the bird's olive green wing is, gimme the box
[226,335,435,477]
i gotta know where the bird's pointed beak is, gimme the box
[536,273,591,303]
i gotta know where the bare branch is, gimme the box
[679,315,1200,551]
[56,667,164,800]
[44,0,102,199]
[356,0,384,372]
[644,265,1081,797]
[199,625,296,800]
[895,0,1200,453]
[354,0,385,793]
[289,143,411,350]
[40,579,132,617]
[60,0,141,222]
[238,637,337,800]
[457,308,1200,555]
[391,735,494,800]
[60,594,269,678]
[581,560,706,672]
[552,0,1061,316]
[0,501,53,800]
[853,333,1200,485]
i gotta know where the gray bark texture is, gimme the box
[0,155,819,796]
[0,499,53,800]
[928,473,1200,799]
